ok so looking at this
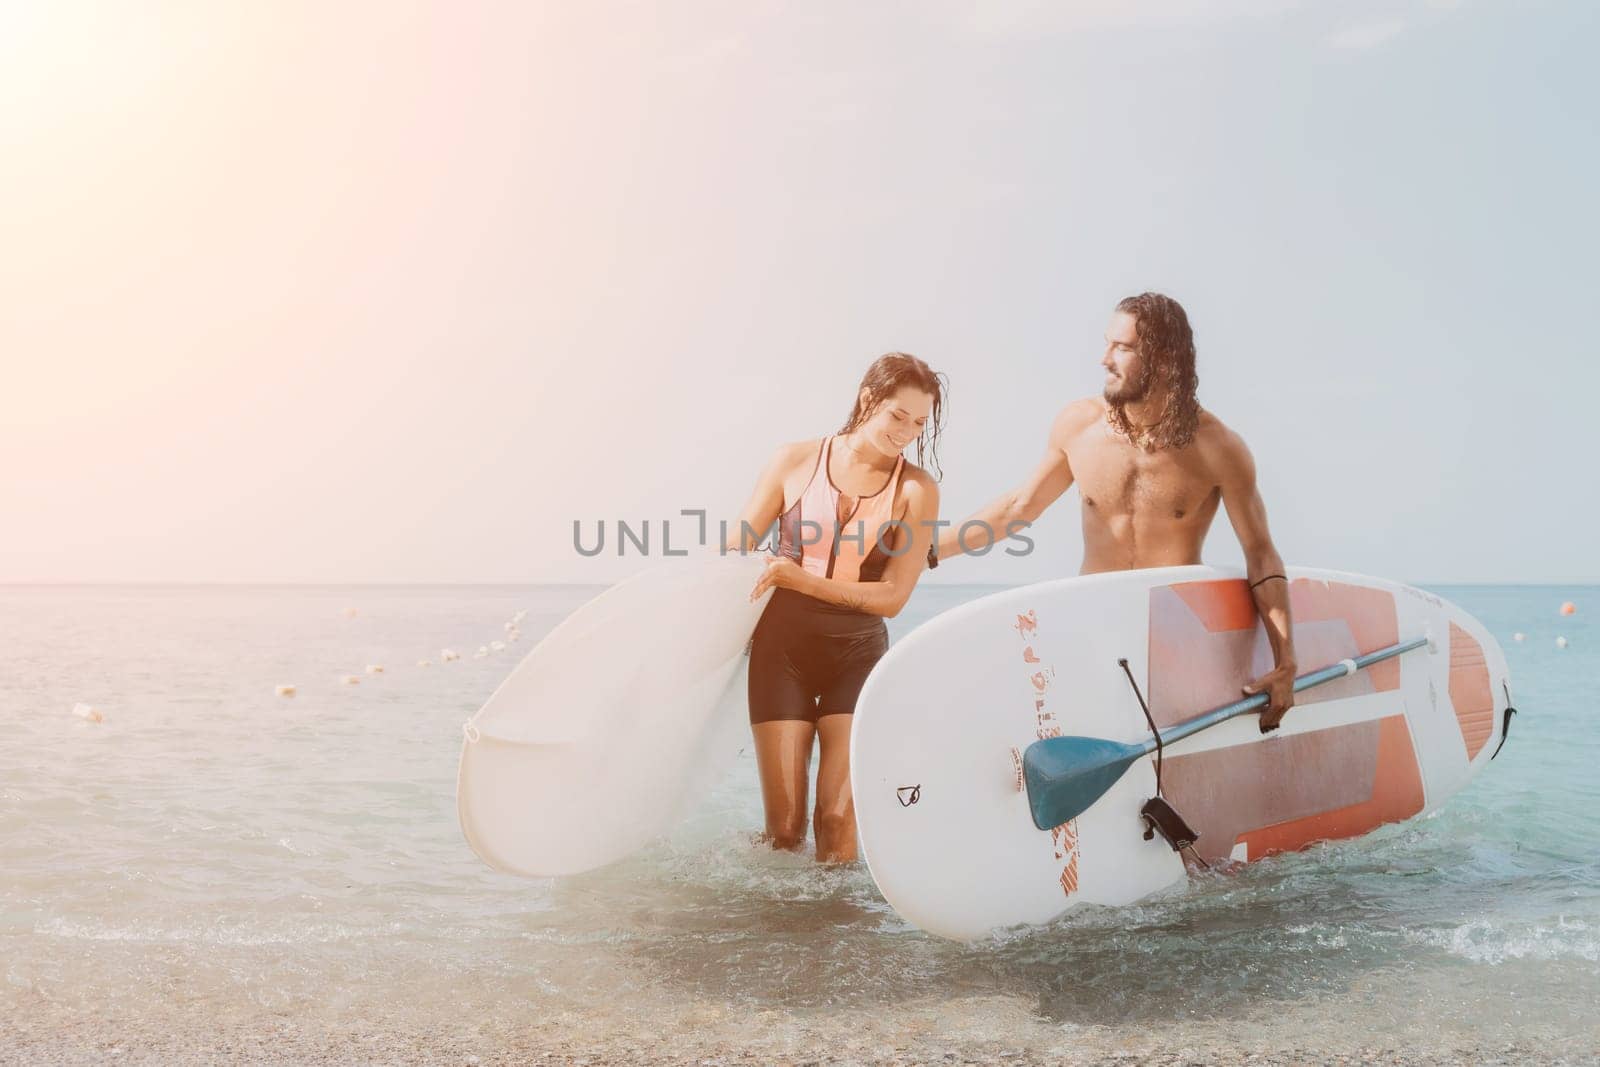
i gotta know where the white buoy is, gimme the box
[1556,636,1569,649]
[342,675,361,685]
[275,685,296,698]
[72,702,104,723]
[417,659,432,668]
[366,664,385,674]
[441,649,460,662]
[1513,632,1525,643]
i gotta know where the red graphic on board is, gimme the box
[1015,608,1079,894]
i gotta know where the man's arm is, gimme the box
[1216,429,1298,731]
[935,402,1087,562]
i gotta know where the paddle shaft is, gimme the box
[1135,634,1431,754]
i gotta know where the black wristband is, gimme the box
[1249,573,1287,591]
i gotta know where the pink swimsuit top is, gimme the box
[776,436,905,583]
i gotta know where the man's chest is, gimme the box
[1066,433,1219,520]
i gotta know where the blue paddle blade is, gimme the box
[1022,735,1145,830]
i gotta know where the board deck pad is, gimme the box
[851,566,1511,941]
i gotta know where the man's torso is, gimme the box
[1059,398,1229,574]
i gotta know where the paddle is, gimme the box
[1021,635,1430,831]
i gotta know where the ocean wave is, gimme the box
[1407,916,1600,964]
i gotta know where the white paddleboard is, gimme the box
[457,555,769,877]
[852,566,1512,941]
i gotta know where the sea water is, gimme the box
[1,582,1596,1059]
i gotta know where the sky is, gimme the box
[2,0,1596,585]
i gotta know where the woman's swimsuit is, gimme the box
[748,436,905,725]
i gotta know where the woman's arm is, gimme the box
[724,440,817,553]
[750,470,940,618]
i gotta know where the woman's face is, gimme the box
[857,384,933,457]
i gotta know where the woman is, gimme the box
[729,353,945,863]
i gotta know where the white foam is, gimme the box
[1408,917,1599,964]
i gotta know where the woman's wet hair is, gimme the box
[1107,292,1200,451]
[838,352,947,480]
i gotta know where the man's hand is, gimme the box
[1244,664,1297,733]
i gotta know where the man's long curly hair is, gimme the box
[1105,292,1201,452]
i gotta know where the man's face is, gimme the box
[1101,311,1148,403]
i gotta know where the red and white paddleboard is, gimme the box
[851,566,1512,941]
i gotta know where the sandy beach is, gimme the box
[4,994,1595,1066]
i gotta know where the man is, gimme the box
[935,292,1298,730]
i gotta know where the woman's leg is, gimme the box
[751,719,816,851]
[812,713,857,863]
[811,623,885,863]
[748,600,820,852]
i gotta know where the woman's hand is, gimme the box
[750,556,807,602]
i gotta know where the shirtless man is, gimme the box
[936,292,1299,730]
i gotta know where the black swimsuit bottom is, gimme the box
[747,587,888,725]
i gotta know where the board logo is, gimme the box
[1014,607,1081,896]
[896,784,922,807]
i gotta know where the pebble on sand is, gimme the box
[72,702,104,723]
[490,640,506,652]
[342,675,362,685]
[417,659,432,668]
[366,664,385,674]
[1560,601,1577,616]
[275,685,296,698]
[1556,636,1569,649]
[343,607,358,619]
[441,649,460,662]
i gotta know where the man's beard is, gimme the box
[1103,365,1149,405]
